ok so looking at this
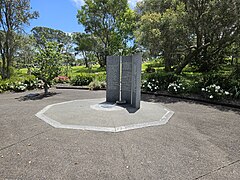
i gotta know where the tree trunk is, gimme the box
[1,55,7,79]
[175,51,196,74]
[84,57,89,68]
[164,55,172,72]
[6,57,11,79]
[27,67,31,75]
[44,83,48,95]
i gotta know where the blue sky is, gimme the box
[25,0,141,33]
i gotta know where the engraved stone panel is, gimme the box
[121,56,132,104]
[131,54,142,109]
[106,56,120,102]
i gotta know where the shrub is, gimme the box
[0,76,44,93]
[142,72,179,92]
[89,79,106,90]
[54,76,70,84]
[145,65,155,73]
[94,72,106,82]
[70,74,95,86]
[167,82,185,94]
[201,84,231,99]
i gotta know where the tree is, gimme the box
[31,26,75,76]
[135,0,187,72]
[179,0,240,72]
[0,0,38,79]
[33,39,63,94]
[73,32,96,68]
[136,0,240,73]
[15,34,37,74]
[77,0,136,67]
[31,26,72,47]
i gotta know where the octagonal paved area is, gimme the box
[36,98,174,132]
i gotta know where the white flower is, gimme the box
[225,91,230,95]
[182,87,185,90]
[201,88,205,91]
[216,86,220,90]
[209,95,213,99]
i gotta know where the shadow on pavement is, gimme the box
[16,92,60,101]
[141,94,240,115]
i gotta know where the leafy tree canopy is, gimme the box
[77,0,137,66]
[0,0,38,79]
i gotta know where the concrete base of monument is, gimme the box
[35,98,174,132]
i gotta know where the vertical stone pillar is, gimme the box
[121,56,132,104]
[131,54,142,109]
[106,54,142,109]
[106,56,120,102]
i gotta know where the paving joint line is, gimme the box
[0,129,52,152]
[194,159,240,180]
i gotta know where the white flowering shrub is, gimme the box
[142,72,179,92]
[142,79,160,92]
[0,77,45,93]
[12,82,28,92]
[167,82,185,94]
[201,84,231,99]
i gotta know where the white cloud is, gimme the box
[71,0,85,9]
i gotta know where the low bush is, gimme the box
[201,84,231,100]
[167,82,185,94]
[142,72,179,92]
[89,79,106,90]
[0,76,44,93]
[145,65,155,73]
[70,74,95,86]
[54,76,70,84]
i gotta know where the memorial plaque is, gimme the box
[121,56,132,104]
[106,56,120,102]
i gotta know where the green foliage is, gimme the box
[89,79,106,90]
[201,84,231,100]
[54,76,70,84]
[136,0,240,73]
[15,34,37,70]
[142,72,179,92]
[77,0,137,66]
[0,76,44,93]
[145,64,156,73]
[0,0,38,79]
[70,74,95,86]
[72,32,96,68]
[31,26,71,46]
[32,39,63,94]
[167,82,185,94]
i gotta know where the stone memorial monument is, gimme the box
[106,54,142,109]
